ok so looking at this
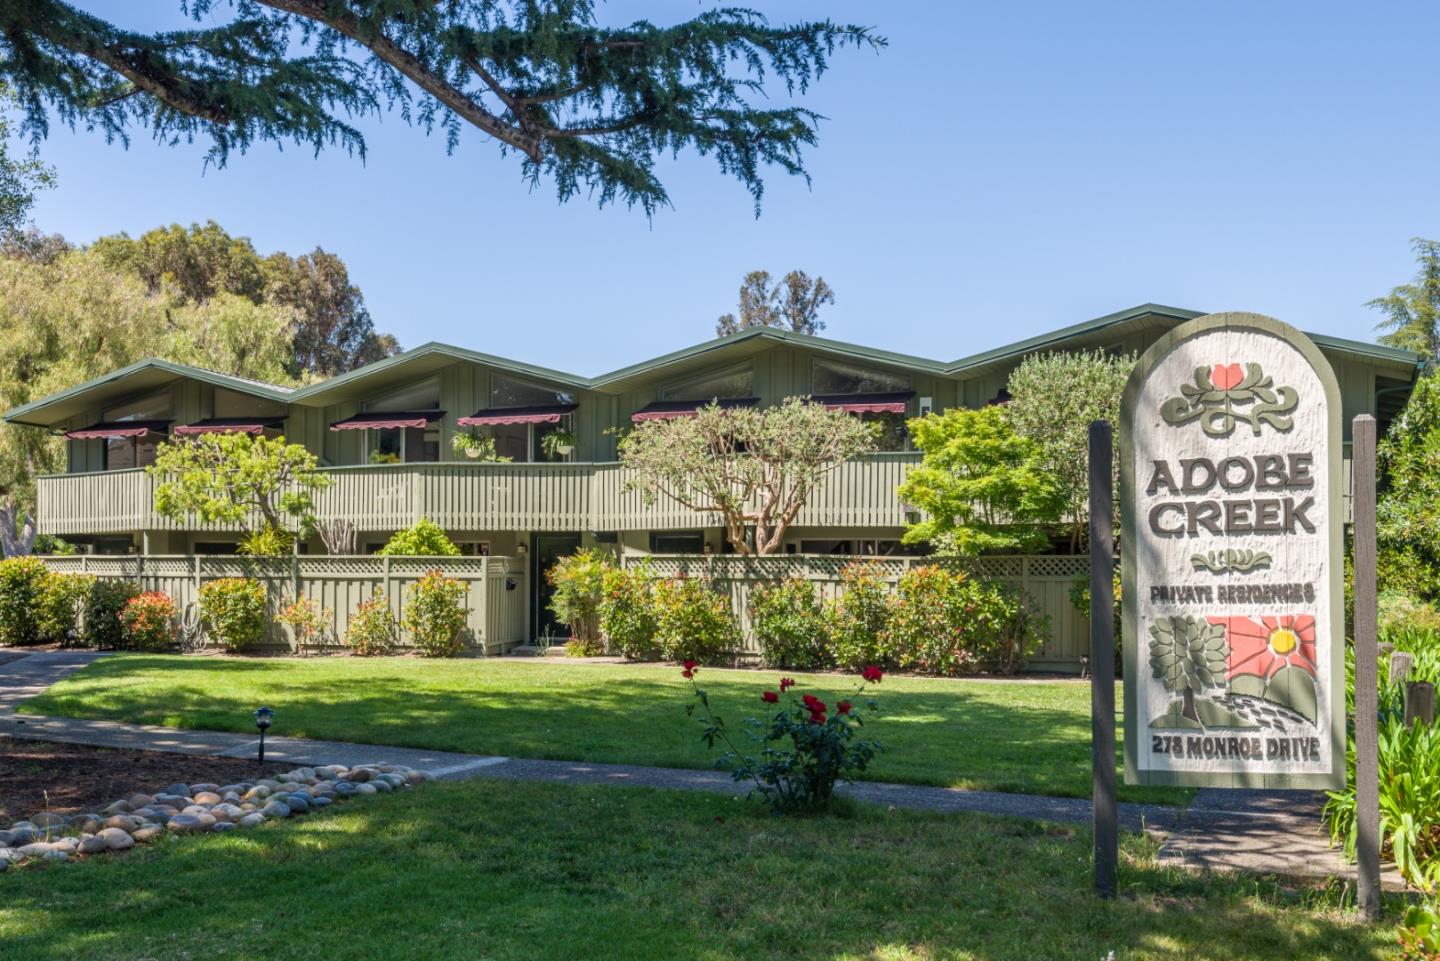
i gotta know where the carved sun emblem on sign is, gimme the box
[1160,361,1299,437]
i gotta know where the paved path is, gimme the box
[0,649,1400,886]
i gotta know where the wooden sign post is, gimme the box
[1119,313,1345,791]
[1089,420,1117,898]
[1351,414,1381,920]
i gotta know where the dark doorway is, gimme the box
[531,533,582,639]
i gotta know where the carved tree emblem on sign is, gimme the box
[1160,362,1298,437]
[1149,615,1229,725]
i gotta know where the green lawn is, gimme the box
[25,655,1188,804]
[0,779,1393,961]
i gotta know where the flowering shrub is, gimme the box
[376,518,460,556]
[38,572,94,646]
[749,577,827,669]
[0,557,51,645]
[887,565,1042,675]
[684,664,885,813]
[404,569,468,657]
[346,589,397,656]
[199,577,269,652]
[599,562,661,660]
[84,579,141,649]
[546,548,611,655]
[824,563,896,669]
[277,597,333,655]
[654,575,741,664]
[120,591,177,651]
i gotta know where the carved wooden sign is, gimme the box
[1121,313,1345,788]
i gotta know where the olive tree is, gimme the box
[619,398,876,554]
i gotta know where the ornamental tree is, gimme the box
[3,2,883,214]
[148,433,331,540]
[896,405,1062,555]
[618,398,876,554]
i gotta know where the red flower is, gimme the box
[681,659,697,679]
[1213,614,1318,680]
[861,665,884,683]
[761,690,779,704]
[837,701,852,715]
[779,677,795,692]
[801,694,821,708]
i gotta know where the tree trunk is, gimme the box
[1181,686,1199,723]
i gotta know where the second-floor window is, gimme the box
[660,364,754,401]
[811,359,913,452]
[487,375,576,463]
[103,391,172,470]
[365,380,440,463]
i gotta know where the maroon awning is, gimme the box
[457,403,577,427]
[811,391,914,414]
[631,397,759,422]
[172,417,286,436]
[329,411,445,431]
[64,420,171,441]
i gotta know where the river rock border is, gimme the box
[0,763,434,871]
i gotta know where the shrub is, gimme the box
[199,578,269,652]
[749,577,828,669]
[237,525,296,557]
[346,589,397,656]
[0,557,51,645]
[403,569,468,657]
[546,549,611,655]
[599,562,661,660]
[684,664,886,813]
[653,576,741,664]
[1380,591,1440,636]
[120,591,177,651]
[38,572,94,645]
[887,565,1042,675]
[277,597,333,655]
[824,563,896,669]
[376,518,460,556]
[84,579,140,649]
[1070,569,1124,672]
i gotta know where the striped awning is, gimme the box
[631,397,759,422]
[64,420,170,440]
[329,411,444,431]
[457,403,577,427]
[172,417,286,435]
[811,391,914,414]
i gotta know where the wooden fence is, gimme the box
[39,555,528,655]
[622,553,1092,670]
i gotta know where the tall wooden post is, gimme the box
[1089,420,1118,898]
[1352,414,1381,920]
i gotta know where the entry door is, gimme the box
[532,533,582,639]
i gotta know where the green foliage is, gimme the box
[620,397,877,554]
[345,589,397,657]
[403,570,469,657]
[1401,897,1440,960]
[376,518,461,557]
[0,83,55,236]
[0,556,51,645]
[546,548,611,653]
[599,562,662,661]
[539,429,577,460]
[37,571,93,645]
[83,579,139,649]
[824,563,896,670]
[715,269,834,336]
[886,565,1042,675]
[1069,570,1124,671]
[3,5,881,216]
[1004,348,1136,546]
[276,596,333,655]
[653,576,741,664]
[149,433,330,540]
[1379,372,1440,602]
[898,406,1063,554]
[1381,591,1440,636]
[1371,238,1440,362]
[32,533,76,555]
[450,431,511,462]
[237,525,296,557]
[749,577,827,669]
[198,577,269,652]
[120,591,177,652]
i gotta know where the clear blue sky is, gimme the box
[19,2,1440,372]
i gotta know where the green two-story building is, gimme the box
[4,303,1419,636]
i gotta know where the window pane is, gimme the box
[104,390,172,422]
[864,411,909,451]
[660,366,753,400]
[135,435,163,468]
[105,438,136,470]
[373,428,403,462]
[812,359,911,395]
[650,531,705,553]
[534,419,572,462]
[366,379,440,411]
[491,374,574,408]
[406,426,440,463]
[491,424,528,461]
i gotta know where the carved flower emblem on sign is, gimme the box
[1160,361,1299,437]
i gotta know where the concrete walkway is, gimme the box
[0,649,1398,886]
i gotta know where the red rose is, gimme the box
[862,665,883,683]
[684,659,697,670]
[682,668,694,679]
[837,700,852,715]
[779,677,795,692]
[761,691,779,704]
[801,694,821,708]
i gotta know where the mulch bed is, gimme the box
[1,739,290,822]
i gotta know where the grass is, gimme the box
[0,778,1396,961]
[25,655,1190,805]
